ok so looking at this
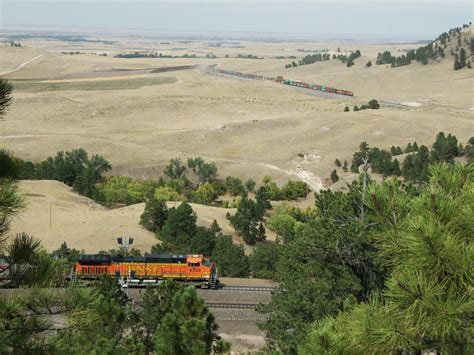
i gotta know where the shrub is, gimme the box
[97,177,160,206]
[192,182,219,205]
[244,178,256,193]
[225,176,246,196]
[154,186,186,202]
[280,180,310,200]
[368,99,380,109]
[266,213,298,243]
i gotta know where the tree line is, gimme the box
[344,99,380,112]
[285,53,331,68]
[330,132,473,184]
[334,50,361,67]
[375,22,472,70]
[1,152,310,208]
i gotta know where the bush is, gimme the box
[225,176,246,196]
[97,177,160,206]
[244,178,256,192]
[262,176,282,200]
[192,182,219,205]
[0,149,19,178]
[280,180,310,200]
[154,186,186,202]
[330,169,339,183]
[344,106,350,112]
[166,179,187,194]
[368,99,380,109]
[266,213,298,243]
[343,160,349,172]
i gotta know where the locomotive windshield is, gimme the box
[203,258,212,267]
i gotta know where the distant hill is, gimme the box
[376,23,473,70]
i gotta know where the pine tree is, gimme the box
[301,163,473,354]
[140,197,169,232]
[330,169,339,183]
[459,48,467,68]
[342,160,348,172]
[0,79,13,116]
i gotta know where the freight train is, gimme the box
[210,67,353,97]
[73,254,219,289]
[278,79,354,97]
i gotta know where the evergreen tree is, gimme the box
[330,169,339,183]
[0,79,13,116]
[342,160,348,172]
[160,202,198,251]
[301,164,473,354]
[140,197,169,232]
[211,234,249,277]
[228,197,266,245]
[249,242,280,279]
[260,184,385,354]
[155,287,227,354]
[367,99,380,109]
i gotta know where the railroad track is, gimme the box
[206,302,260,309]
[218,285,275,292]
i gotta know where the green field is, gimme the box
[11,76,177,92]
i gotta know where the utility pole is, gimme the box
[117,237,134,256]
[117,237,134,293]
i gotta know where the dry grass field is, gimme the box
[1,35,472,189]
[1,31,473,252]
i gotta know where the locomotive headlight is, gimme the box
[205,275,210,279]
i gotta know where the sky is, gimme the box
[1,1,472,40]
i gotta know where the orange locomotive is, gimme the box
[74,254,219,289]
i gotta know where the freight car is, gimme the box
[281,79,353,97]
[73,254,219,289]
[208,66,354,97]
